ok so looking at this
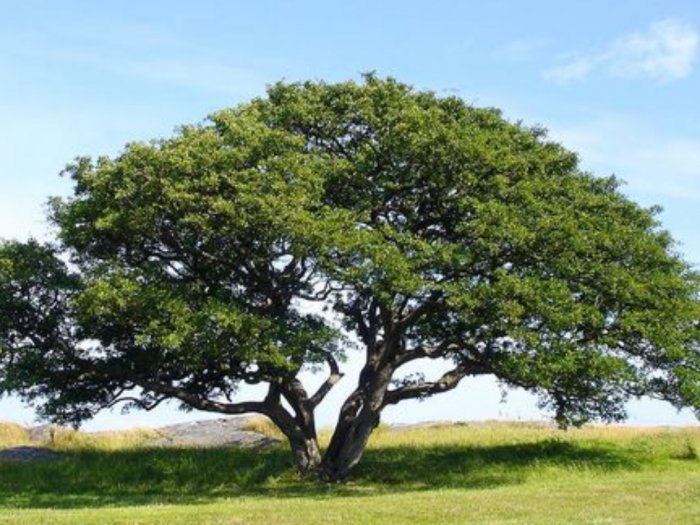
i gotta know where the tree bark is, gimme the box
[319,407,380,481]
[318,362,393,481]
[289,434,323,473]
[262,381,325,475]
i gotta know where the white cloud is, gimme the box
[543,56,599,83]
[544,19,698,83]
[608,19,699,80]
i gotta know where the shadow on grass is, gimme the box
[0,439,637,509]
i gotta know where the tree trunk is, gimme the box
[319,408,380,481]
[317,362,393,481]
[266,400,322,475]
[290,434,323,473]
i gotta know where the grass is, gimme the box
[0,420,699,524]
[0,423,27,448]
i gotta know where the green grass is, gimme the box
[0,421,699,524]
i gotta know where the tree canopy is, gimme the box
[1,76,699,480]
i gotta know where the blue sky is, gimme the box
[1,1,699,429]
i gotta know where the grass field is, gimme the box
[0,420,699,524]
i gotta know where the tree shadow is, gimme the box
[0,439,639,509]
[354,438,637,488]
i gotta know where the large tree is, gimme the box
[1,76,699,480]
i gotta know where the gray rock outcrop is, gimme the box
[1,416,281,462]
[147,417,281,449]
[0,446,61,463]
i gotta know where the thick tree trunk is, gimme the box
[290,434,323,473]
[319,408,380,481]
[265,397,322,475]
[317,361,394,481]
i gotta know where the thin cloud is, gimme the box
[113,57,264,97]
[493,37,549,61]
[2,28,265,98]
[550,116,700,201]
[544,56,598,83]
[544,19,698,83]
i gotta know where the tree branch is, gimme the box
[394,339,467,368]
[136,378,270,415]
[383,360,488,406]
[309,352,344,407]
[104,394,169,412]
[297,281,346,301]
[264,383,282,405]
[396,290,443,330]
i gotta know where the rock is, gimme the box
[388,420,461,431]
[0,446,61,463]
[147,417,281,450]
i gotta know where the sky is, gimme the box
[1,0,699,430]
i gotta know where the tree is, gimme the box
[1,76,699,480]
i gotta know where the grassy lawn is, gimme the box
[0,421,698,524]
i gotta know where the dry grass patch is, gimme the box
[0,423,28,449]
[49,428,160,452]
[242,415,285,440]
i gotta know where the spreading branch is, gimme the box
[297,281,346,301]
[394,340,462,368]
[383,360,488,406]
[136,378,271,415]
[396,290,443,330]
[104,394,169,412]
[309,352,344,407]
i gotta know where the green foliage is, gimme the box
[1,75,699,447]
